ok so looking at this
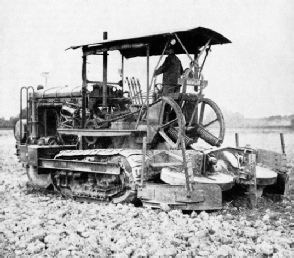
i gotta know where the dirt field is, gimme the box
[0,129,294,257]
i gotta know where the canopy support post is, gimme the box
[146,44,150,139]
[81,54,87,149]
[103,31,108,107]
[121,55,124,91]
[82,55,87,128]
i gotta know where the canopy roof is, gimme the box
[68,27,231,58]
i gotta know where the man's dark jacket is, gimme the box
[155,54,183,95]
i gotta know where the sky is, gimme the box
[0,0,294,119]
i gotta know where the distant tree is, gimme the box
[267,115,282,121]
[0,117,4,127]
[0,114,21,129]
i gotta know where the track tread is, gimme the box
[54,149,144,203]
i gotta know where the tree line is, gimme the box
[0,109,26,129]
[0,116,18,129]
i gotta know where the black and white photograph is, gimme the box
[0,0,294,257]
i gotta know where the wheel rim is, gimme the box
[184,98,225,146]
[158,97,186,148]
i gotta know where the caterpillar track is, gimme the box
[25,148,148,204]
[47,149,147,204]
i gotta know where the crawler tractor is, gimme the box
[15,27,291,210]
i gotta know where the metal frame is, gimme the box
[20,86,34,143]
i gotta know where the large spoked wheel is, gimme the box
[184,98,225,147]
[158,96,186,149]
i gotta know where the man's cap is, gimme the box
[166,38,177,50]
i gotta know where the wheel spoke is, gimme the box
[158,101,166,124]
[188,100,198,127]
[158,130,177,149]
[203,118,218,128]
[160,118,178,129]
[199,102,205,125]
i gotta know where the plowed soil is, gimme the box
[0,129,293,257]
